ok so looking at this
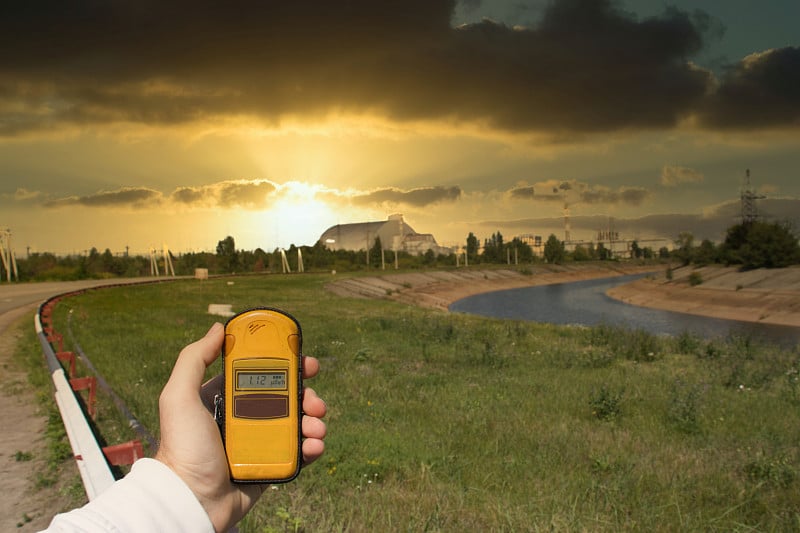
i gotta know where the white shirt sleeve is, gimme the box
[42,458,215,533]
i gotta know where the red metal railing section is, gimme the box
[37,291,148,498]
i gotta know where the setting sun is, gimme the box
[258,182,341,248]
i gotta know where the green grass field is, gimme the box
[35,273,800,531]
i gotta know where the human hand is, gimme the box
[155,322,327,533]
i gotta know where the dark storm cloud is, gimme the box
[699,47,800,129]
[353,186,463,207]
[5,0,791,137]
[508,181,650,206]
[0,187,42,207]
[171,180,278,208]
[42,180,278,210]
[458,0,483,13]
[660,165,704,187]
[171,187,208,206]
[45,187,163,208]
[216,181,278,208]
[579,186,650,206]
[509,185,536,200]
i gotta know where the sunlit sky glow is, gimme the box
[1,0,798,255]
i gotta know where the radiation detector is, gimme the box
[216,307,303,483]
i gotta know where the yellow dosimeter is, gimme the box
[222,308,302,483]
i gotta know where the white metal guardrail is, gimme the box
[35,277,187,500]
[36,299,115,499]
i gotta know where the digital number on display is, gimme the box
[237,371,287,390]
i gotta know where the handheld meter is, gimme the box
[219,308,303,483]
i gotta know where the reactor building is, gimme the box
[318,214,449,255]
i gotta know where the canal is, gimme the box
[449,273,800,347]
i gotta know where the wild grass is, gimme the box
[41,273,800,531]
[12,317,85,507]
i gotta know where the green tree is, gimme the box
[543,234,565,264]
[508,237,534,263]
[572,245,591,261]
[494,232,504,259]
[101,248,116,273]
[286,244,300,271]
[466,232,479,264]
[630,240,642,259]
[216,236,235,256]
[482,231,505,263]
[368,237,384,268]
[252,247,269,272]
[694,239,717,266]
[720,222,748,265]
[596,242,612,261]
[216,235,239,272]
[76,255,89,279]
[86,247,102,275]
[674,232,695,266]
[721,221,800,269]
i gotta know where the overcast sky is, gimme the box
[1,0,798,255]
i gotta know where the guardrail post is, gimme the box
[70,376,97,418]
[40,308,52,329]
[56,351,77,378]
[102,441,145,466]
[45,327,65,352]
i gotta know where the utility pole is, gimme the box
[149,247,160,276]
[0,228,19,282]
[741,168,766,223]
[162,244,175,277]
[280,249,291,273]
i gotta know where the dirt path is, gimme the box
[0,305,75,531]
[0,278,158,530]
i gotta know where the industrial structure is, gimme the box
[518,186,673,259]
[318,214,450,255]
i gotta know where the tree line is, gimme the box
[11,238,457,281]
[7,220,798,282]
[457,220,799,269]
[671,220,800,269]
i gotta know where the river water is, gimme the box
[449,273,800,347]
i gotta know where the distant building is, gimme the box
[318,214,449,255]
[518,233,544,257]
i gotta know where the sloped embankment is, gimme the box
[325,264,654,311]
[607,265,800,327]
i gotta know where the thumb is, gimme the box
[164,322,224,400]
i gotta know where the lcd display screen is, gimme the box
[237,371,287,390]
